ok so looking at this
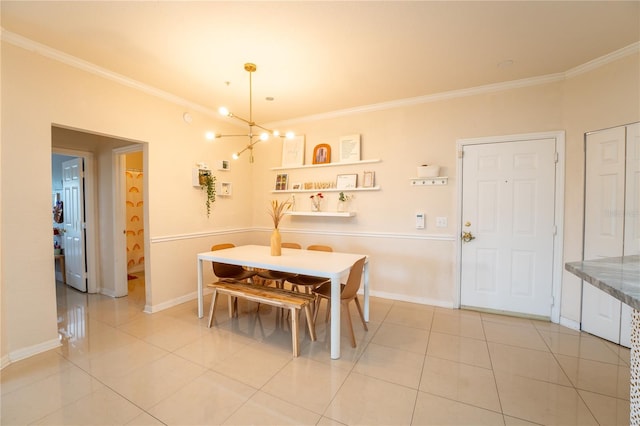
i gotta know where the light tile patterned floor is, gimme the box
[0,275,631,425]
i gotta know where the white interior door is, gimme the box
[460,138,557,317]
[62,157,87,292]
[582,125,628,345]
[625,122,640,256]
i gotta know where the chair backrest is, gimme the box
[210,243,243,277]
[282,242,302,249]
[307,244,333,252]
[211,243,234,251]
[341,257,366,300]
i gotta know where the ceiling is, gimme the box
[2,1,639,125]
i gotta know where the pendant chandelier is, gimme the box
[207,63,295,163]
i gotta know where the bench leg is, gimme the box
[208,290,219,328]
[291,307,299,357]
[304,304,316,341]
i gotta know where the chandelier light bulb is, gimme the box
[232,152,239,160]
[260,132,269,141]
[285,131,295,139]
[273,130,281,137]
[218,106,230,117]
[205,131,216,141]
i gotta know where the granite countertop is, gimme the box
[565,255,640,310]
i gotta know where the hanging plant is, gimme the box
[200,174,216,217]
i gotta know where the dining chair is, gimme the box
[255,242,301,288]
[210,243,257,283]
[312,256,367,348]
[287,244,333,293]
[210,243,258,318]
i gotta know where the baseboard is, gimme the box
[559,316,581,331]
[364,289,455,309]
[1,338,61,369]
[144,288,213,314]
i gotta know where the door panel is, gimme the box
[625,122,640,256]
[62,158,87,292]
[460,138,556,317]
[582,125,634,347]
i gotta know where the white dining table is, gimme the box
[197,244,369,359]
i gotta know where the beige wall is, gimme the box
[1,38,638,364]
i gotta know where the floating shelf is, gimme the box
[410,177,448,186]
[271,159,381,171]
[271,186,380,194]
[285,211,356,217]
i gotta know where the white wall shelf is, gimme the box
[410,177,448,186]
[271,186,380,194]
[285,211,356,217]
[271,159,381,171]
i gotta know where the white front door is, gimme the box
[62,157,87,292]
[460,138,557,317]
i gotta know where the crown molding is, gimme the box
[3,28,638,125]
[0,28,218,118]
[565,41,639,79]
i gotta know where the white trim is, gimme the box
[560,316,581,331]
[150,227,457,244]
[1,30,218,118]
[366,289,455,309]
[565,41,640,79]
[4,29,637,126]
[455,131,566,324]
[144,290,212,314]
[4,338,61,367]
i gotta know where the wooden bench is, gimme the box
[207,280,316,357]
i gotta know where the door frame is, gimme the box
[51,148,99,293]
[454,131,565,323]
[113,144,147,299]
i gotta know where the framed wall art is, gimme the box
[281,135,305,167]
[339,134,361,163]
[362,171,375,188]
[336,173,357,190]
[274,173,288,191]
[312,143,331,164]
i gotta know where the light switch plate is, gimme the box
[436,217,448,228]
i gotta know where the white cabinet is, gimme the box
[582,122,639,347]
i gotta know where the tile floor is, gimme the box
[0,274,631,425]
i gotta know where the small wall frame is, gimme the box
[312,144,331,164]
[336,173,358,190]
[275,173,289,191]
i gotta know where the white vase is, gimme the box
[337,200,348,212]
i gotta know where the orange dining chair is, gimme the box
[287,245,333,293]
[255,242,301,288]
[210,243,257,283]
[312,256,367,348]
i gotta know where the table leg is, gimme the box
[331,275,341,359]
[197,258,204,318]
[631,309,640,425]
[363,261,369,322]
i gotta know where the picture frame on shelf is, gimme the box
[312,143,331,164]
[281,135,305,167]
[336,173,357,190]
[339,134,361,163]
[363,171,375,188]
[292,182,302,190]
[275,173,288,191]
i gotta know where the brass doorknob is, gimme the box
[461,231,475,243]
